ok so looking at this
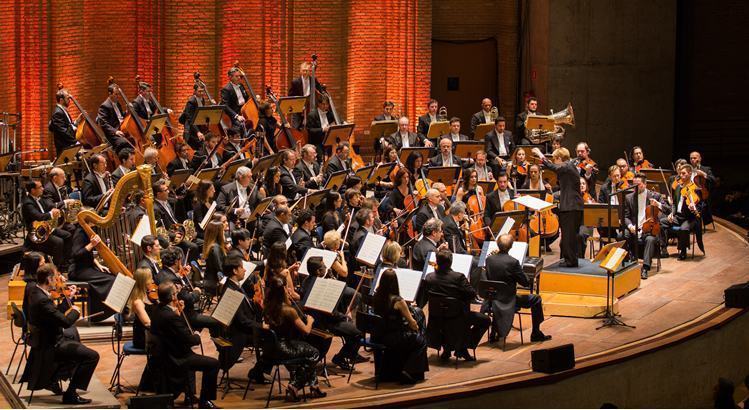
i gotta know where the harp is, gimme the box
[76,164,157,277]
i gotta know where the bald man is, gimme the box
[386,116,432,150]
[470,98,494,136]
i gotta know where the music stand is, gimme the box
[368,162,395,184]
[278,96,307,116]
[525,115,555,133]
[583,204,620,229]
[489,210,526,240]
[54,145,82,166]
[193,106,226,129]
[515,189,546,199]
[453,141,484,160]
[369,120,398,142]
[354,164,375,182]
[292,189,329,211]
[220,159,252,183]
[323,124,355,148]
[640,168,673,186]
[398,147,432,165]
[144,113,168,141]
[0,153,11,172]
[473,123,494,141]
[646,180,666,194]
[324,170,348,191]
[252,153,278,175]
[247,197,273,222]
[477,180,496,195]
[426,166,461,189]
[189,167,220,190]
[169,169,192,189]
[426,121,450,139]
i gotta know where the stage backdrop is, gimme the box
[0,0,431,161]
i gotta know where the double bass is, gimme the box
[58,83,108,149]
[134,75,180,168]
[319,83,365,169]
[193,72,233,138]
[265,85,307,150]
[110,77,147,164]
[231,61,261,131]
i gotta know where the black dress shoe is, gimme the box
[641,268,649,280]
[332,354,353,371]
[660,249,669,258]
[455,349,476,361]
[199,400,221,409]
[530,332,552,342]
[61,393,92,405]
[439,350,452,361]
[678,250,687,260]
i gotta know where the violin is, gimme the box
[147,282,158,303]
[50,274,73,302]
[634,159,653,172]
[680,182,701,218]
[577,158,598,173]
[583,192,595,204]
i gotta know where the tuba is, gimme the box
[550,102,575,126]
[525,102,574,144]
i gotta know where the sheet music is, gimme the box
[303,277,346,314]
[199,201,217,230]
[298,248,338,276]
[285,236,292,250]
[374,268,422,302]
[102,273,136,314]
[512,195,554,211]
[601,247,627,271]
[336,224,345,235]
[130,214,151,246]
[211,288,244,327]
[424,251,473,278]
[508,241,528,265]
[238,261,258,287]
[499,217,515,236]
[478,241,500,267]
[355,233,387,266]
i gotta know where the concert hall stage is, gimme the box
[0,219,747,408]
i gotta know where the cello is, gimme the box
[232,61,261,131]
[59,83,108,149]
[110,77,147,164]
[265,85,307,150]
[320,83,366,170]
[466,187,487,250]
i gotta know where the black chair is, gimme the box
[7,302,28,384]
[426,292,471,368]
[479,280,524,351]
[349,311,387,388]
[147,331,196,408]
[109,313,146,396]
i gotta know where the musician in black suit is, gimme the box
[689,151,716,225]
[324,141,352,180]
[132,81,161,120]
[215,166,258,224]
[49,88,78,154]
[290,210,316,262]
[178,84,209,150]
[572,142,598,196]
[416,98,439,137]
[305,97,336,150]
[429,137,465,168]
[484,116,515,176]
[412,218,448,271]
[624,173,666,279]
[441,202,468,254]
[288,61,323,130]
[533,147,584,267]
[414,188,446,234]
[262,205,292,252]
[660,163,705,260]
[294,144,324,189]
[81,153,111,209]
[279,149,309,200]
[22,180,70,269]
[189,132,231,170]
[515,97,537,145]
[95,82,130,152]
[386,116,431,150]
[68,226,116,320]
[42,167,77,240]
[469,98,494,137]
[111,148,135,186]
[20,264,99,404]
[167,142,193,176]
[152,180,200,261]
[440,117,470,142]
[373,101,396,153]
[422,249,490,361]
[137,235,162,281]
[483,234,550,343]
[150,282,219,408]
[483,173,515,228]
[220,67,250,134]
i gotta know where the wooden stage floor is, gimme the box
[1,222,747,408]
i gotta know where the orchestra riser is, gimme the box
[5,370,120,409]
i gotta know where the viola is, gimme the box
[634,159,653,172]
[577,158,598,173]
[622,170,635,182]
[680,181,701,218]
[641,203,661,237]
[147,283,158,303]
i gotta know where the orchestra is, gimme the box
[13,60,722,406]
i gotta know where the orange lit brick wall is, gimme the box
[0,0,432,160]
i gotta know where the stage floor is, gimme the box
[1,222,747,408]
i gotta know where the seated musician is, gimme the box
[549,134,563,154]
[422,249,490,361]
[324,141,353,179]
[521,164,552,193]
[412,218,449,271]
[373,101,396,153]
[94,81,130,152]
[294,144,324,189]
[321,230,350,280]
[167,143,193,177]
[345,188,363,217]
[429,137,466,168]
[143,147,165,180]
[484,116,515,177]
[301,256,363,371]
[22,179,71,268]
[689,150,716,224]
[264,276,327,401]
[259,166,283,199]
[432,181,449,209]
[471,150,494,181]
[20,264,99,405]
[509,147,530,189]
[417,98,439,139]
[386,116,432,150]
[262,205,293,254]
[376,240,406,273]
[192,181,215,240]
[348,208,376,284]
[137,234,162,281]
[189,132,231,170]
[631,146,655,172]
[483,234,550,343]
[577,177,598,257]
[290,209,316,262]
[372,268,428,384]
[441,201,470,255]
[111,148,135,186]
[385,168,412,221]
[624,173,666,279]
[150,282,219,409]
[307,96,337,152]
[153,179,200,258]
[159,246,219,332]
[178,84,209,151]
[414,189,446,234]
[265,242,301,300]
[201,220,226,296]
[49,87,78,154]
[482,173,514,229]
[573,142,598,196]
[617,157,635,184]
[221,66,249,134]
[470,98,495,137]
[256,102,278,152]
[216,166,259,225]
[319,191,343,234]
[127,267,155,391]
[81,153,112,209]
[440,117,470,142]
[581,177,596,204]
[132,81,165,120]
[598,165,627,204]
[455,169,483,205]
[515,97,537,145]
[279,149,310,200]
[660,163,705,260]
[406,150,428,185]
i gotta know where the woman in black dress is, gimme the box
[319,191,343,235]
[406,150,427,187]
[259,166,283,199]
[372,268,428,384]
[263,276,326,401]
[201,220,226,296]
[128,267,154,390]
[192,180,215,240]
[256,102,279,152]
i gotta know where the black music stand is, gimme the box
[489,210,526,241]
[277,96,307,116]
[188,167,220,191]
[367,162,395,185]
[473,123,494,141]
[247,197,273,222]
[219,159,252,184]
[53,145,82,166]
[324,170,348,191]
[193,106,226,129]
[169,169,192,189]
[291,189,329,211]
[369,120,398,143]
[252,153,278,175]
[453,141,483,160]
[477,180,496,195]
[323,124,355,148]
[426,121,450,140]
[144,113,168,143]
[398,147,432,165]
[426,166,461,190]
[354,164,375,182]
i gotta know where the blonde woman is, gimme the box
[322,230,348,279]
[128,267,154,350]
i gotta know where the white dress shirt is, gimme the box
[400,132,411,148]
[317,109,329,129]
[94,172,108,193]
[57,104,76,131]
[497,133,507,156]
[231,83,246,106]
[498,189,511,207]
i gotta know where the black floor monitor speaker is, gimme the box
[127,393,174,409]
[725,282,749,308]
[531,343,575,374]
